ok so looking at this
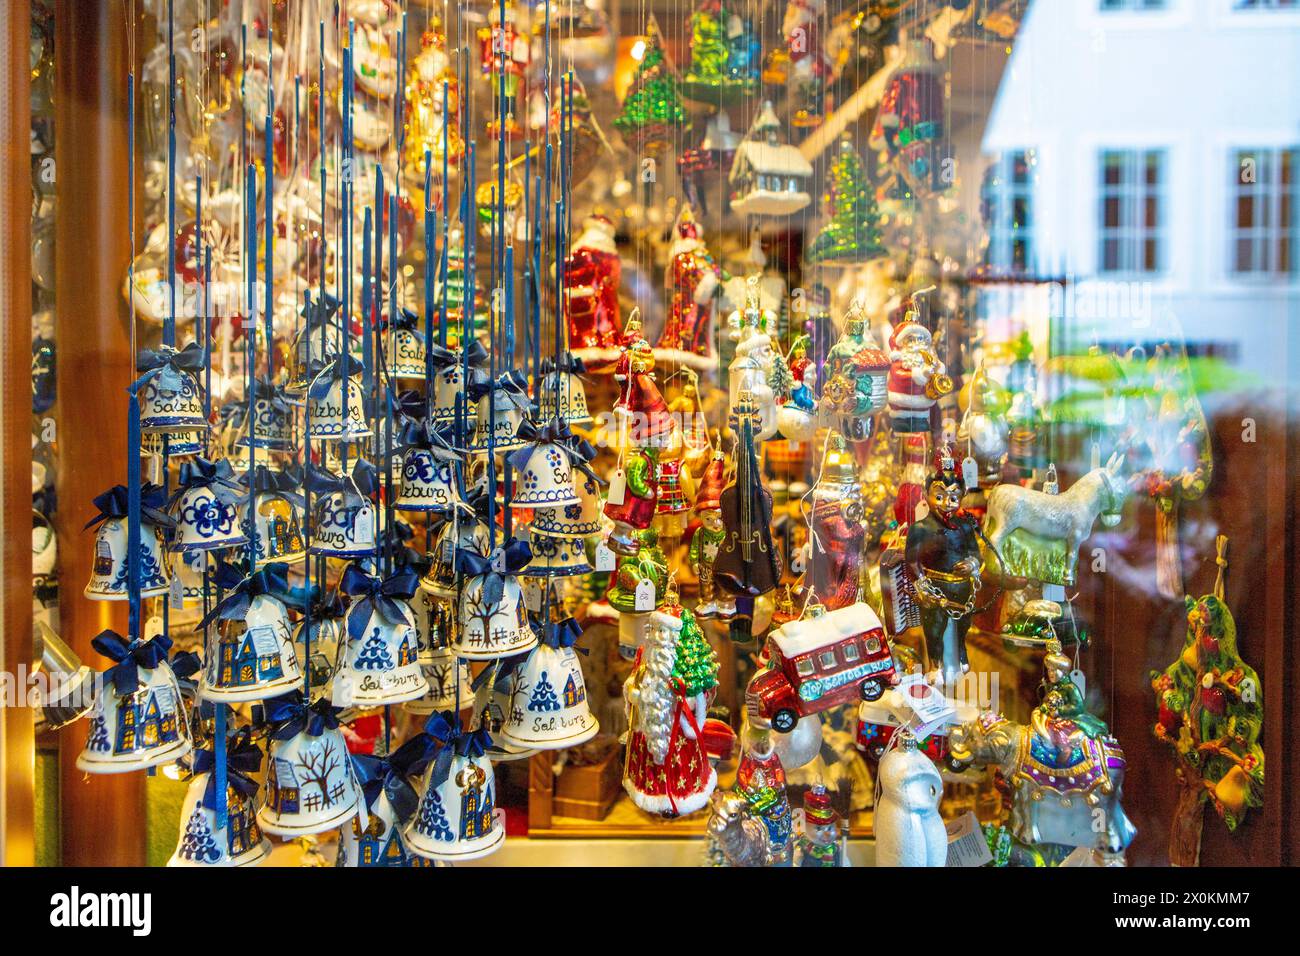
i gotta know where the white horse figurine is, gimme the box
[982,454,1127,585]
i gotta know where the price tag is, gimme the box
[896,672,957,739]
[634,578,656,611]
[1042,582,1066,602]
[727,14,744,37]
[961,456,980,490]
[332,671,355,708]
[1070,668,1086,696]
[594,542,616,572]
[606,468,626,506]
[169,574,185,611]
[523,578,543,612]
[913,500,930,523]
[945,812,993,867]
[144,614,164,640]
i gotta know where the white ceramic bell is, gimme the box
[306,372,371,440]
[337,793,438,868]
[431,360,466,424]
[292,614,346,697]
[336,598,429,706]
[138,359,206,433]
[84,518,171,600]
[388,326,427,380]
[245,491,307,564]
[476,668,540,762]
[171,485,248,553]
[538,366,592,425]
[168,751,271,867]
[202,594,303,703]
[522,529,592,577]
[235,393,296,451]
[454,573,538,660]
[77,647,192,774]
[530,473,604,539]
[285,317,344,396]
[404,646,475,716]
[470,391,528,452]
[421,519,490,599]
[405,746,505,862]
[510,442,580,509]
[310,482,378,558]
[396,446,461,512]
[497,633,599,750]
[258,725,362,836]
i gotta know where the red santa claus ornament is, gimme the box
[563,214,622,352]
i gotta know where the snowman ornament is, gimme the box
[873,733,946,867]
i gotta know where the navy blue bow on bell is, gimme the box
[469,369,530,411]
[542,617,587,653]
[306,354,365,400]
[539,353,588,378]
[132,341,207,396]
[507,417,600,481]
[339,564,421,642]
[455,537,532,607]
[351,732,438,823]
[304,459,380,499]
[198,561,307,630]
[85,482,175,530]
[92,630,175,696]
[193,731,263,809]
[171,457,245,509]
[422,711,493,790]
[264,692,344,740]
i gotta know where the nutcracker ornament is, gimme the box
[689,453,728,619]
[905,445,984,687]
[807,137,886,265]
[659,204,724,361]
[681,0,760,105]
[563,214,622,352]
[612,16,689,157]
[622,607,721,816]
[1152,537,1263,866]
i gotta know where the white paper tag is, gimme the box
[169,574,185,611]
[1042,582,1066,602]
[896,673,957,739]
[144,614,164,640]
[523,578,543,612]
[727,14,743,37]
[913,500,930,523]
[1070,668,1086,696]
[961,456,980,490]
[595,542,616,572]
[332,671,355,707]
[945,812,993,867]
[634,578,655,612]
[606,469,626,506]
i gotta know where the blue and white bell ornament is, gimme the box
[306,356,371,440]
[199,562,304,703]
[498,618,599,750]
[341,738,443,868]
[473,660,540,762]
[258,694,362,836]
[396,420,466,514]
[386,308,428,380]
[508,418,597,510]
[335,564,429,706]
[135,342,208,437]
[538,353,593,425]
[77,631,192,774]
[530,472,604,538]
[522,528,593,577]
[405,646,475,717]
[453,538,538,660]
[234,383,297,452]
[285,293,344,396]
[83,483,173,600]
[421,514,491,599]
[169,458,249,553]
[292,596,348,696]
[469,371,532,453]
[405,715,505,862]
[168,732,271,867]
[241,466,307,564]
[429,339,489,424]
[305,461,379,558]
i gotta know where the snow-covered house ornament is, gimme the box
[729,102,812,217]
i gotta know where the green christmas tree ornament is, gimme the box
[681,0,760,106]
[613,16,690,157]
[806,137,886,266]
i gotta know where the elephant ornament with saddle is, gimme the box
[947,643,1136,859]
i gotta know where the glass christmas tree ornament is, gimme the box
[612,16,689,156]
[78,632,192,774]
[168,733,270,867]
[681,0,760,106]
[258,696,362,836]
[405,716,504,862]
[200,563,304,703]
[729,102,812,217]
[805,137,886,266]
[169,458,249,553]
[498,619,599,750]
[336,565,430,707]
[83,483,173,600]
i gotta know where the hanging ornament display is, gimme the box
[337,564,429,707]
[728,102,813,217]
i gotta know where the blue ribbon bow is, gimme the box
[455,537,532,607]
[171,457,245,509]
[198,561,305,630]
[339,564,421,642]
[469,369,530,410]
[194,731,263,809]
[304,459,379,499]
[91,630,175,696]
[543,617,587,653]
[85,482,174,530]
[264,692,343,740]
[422,712,493,791]
[132,341,207,396]
[539,353,587,377]
[306,354,365,401]
[351,732,437,823]
[507,417,599,481]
